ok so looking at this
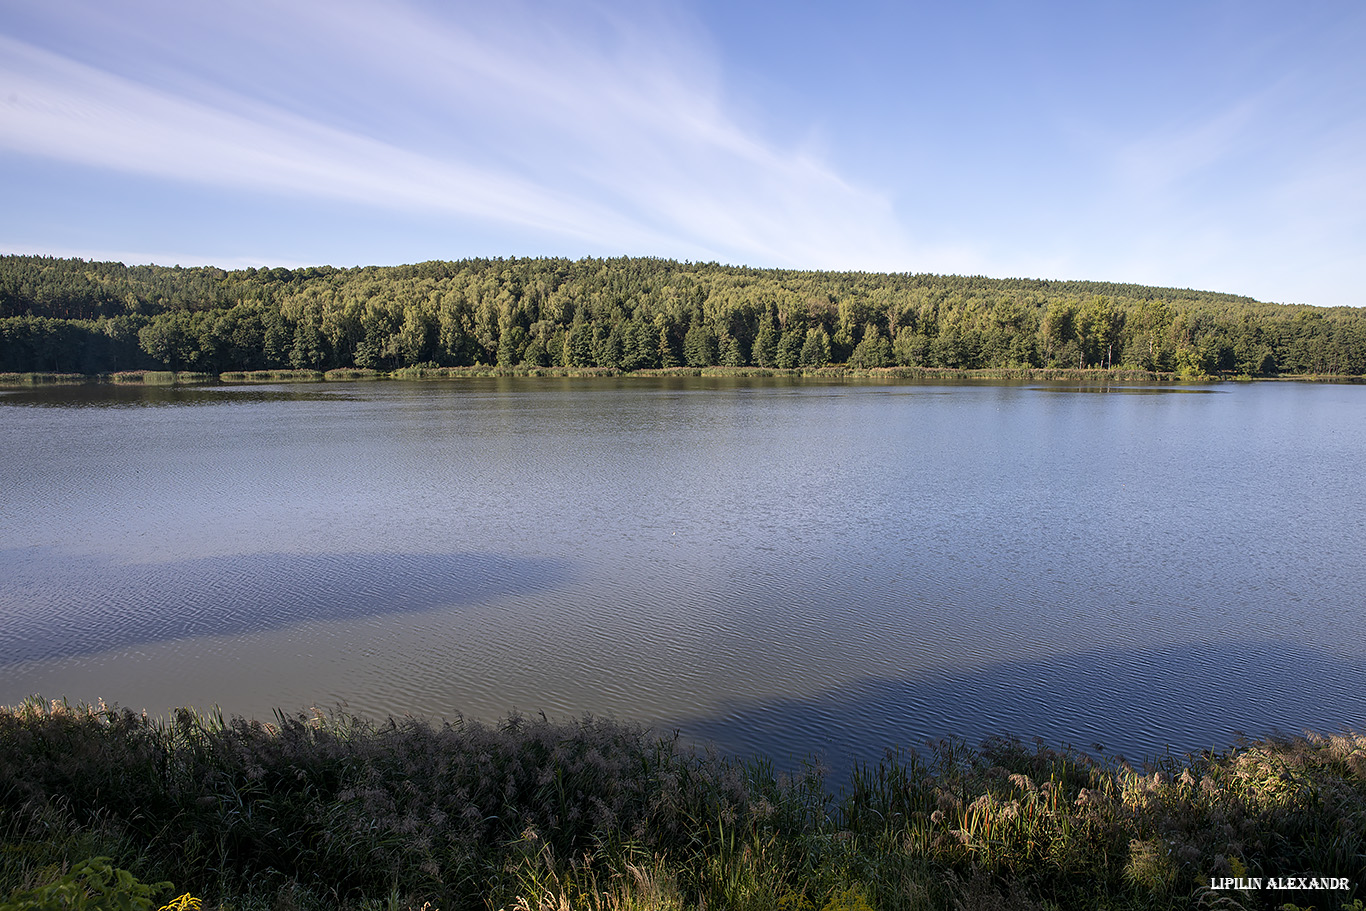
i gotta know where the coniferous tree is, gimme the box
[752,314,779,367]
[683,319,717,367]
[521,335,549,367]
[719,332,745,367]
[567,315,593,367]
[621,318,658,370]
[799,326,831,368]
[776,328,803,369]
[497,324,528,367]
[849,323,892,368]
[594,324,623,369]
[658,320,680,368]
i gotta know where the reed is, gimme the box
[2,699,1362,910]
[0,372,92,386]
[218,369,325,382]
[322,368,385,380]
[107,371,214,384]
[388,366,623,379]
[849,366,1175,382]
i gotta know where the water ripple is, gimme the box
[0,549,570,664]
[671,640,1366,777]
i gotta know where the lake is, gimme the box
[2,376,1363,773]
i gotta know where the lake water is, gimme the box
[2,376,1363,773]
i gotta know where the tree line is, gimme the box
[3,254,1364,376]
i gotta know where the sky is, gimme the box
[1,0,1363,307]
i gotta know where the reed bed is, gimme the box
[384,365,1175,383]
[388,366,623,379]
[107,371,215,385]
[1,700,1361,910]
[630,366,1175,382]
[0,372,90,385]
[849,366,1173,382]
[218,370,326,383]
[321,368,385,380]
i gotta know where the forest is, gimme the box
[2,254,1364,377]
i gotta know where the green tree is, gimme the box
[1125,299,1175,372]
[138,311,204,370]
[566,314,593,367]
[718,331,745,367]
[521,335,549,367]
[683,319,717,367]
[776,328,803,368]
[620,317,658,370]
[1041,299,1078,367]
[593,323,624,369]
[752,315,779,367]
[848,323,892,368]
[892,326,930,366]
[930,321,974,368]
[799,326,831,367]
[392,306,432,366]
[1079,295,1124,368]
[497,323,528,367]
[657,318,680,368]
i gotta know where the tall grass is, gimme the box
[388,366,622,378]
[631,366,1175,382]
[107,371,214,384]
[0,372,90,385]
[322,368,385,380]
[218,369,325,382]
[2,700,1362,910]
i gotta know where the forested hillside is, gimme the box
[3,255,1363,376]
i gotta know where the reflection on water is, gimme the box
[1032,385,1223,394]
[0,382,360,409]
[2,377,1364,770]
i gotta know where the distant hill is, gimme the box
[3,254,1363,376]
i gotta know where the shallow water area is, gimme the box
[2,376,1364,773]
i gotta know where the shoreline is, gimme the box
[4,365,1365,387]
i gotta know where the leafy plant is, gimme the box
[0,857,171,911]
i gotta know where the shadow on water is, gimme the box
[0,549,569,663]
[667,640,1366,779]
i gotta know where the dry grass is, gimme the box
[2,700,1362,910]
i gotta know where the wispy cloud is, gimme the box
[0,32,678,249]
[1111,97,1266,198]
[0,0,917,270]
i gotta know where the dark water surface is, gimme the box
[2,377,1363,771]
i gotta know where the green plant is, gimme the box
[0,857,172,911]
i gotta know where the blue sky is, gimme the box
[2,0,1363,306]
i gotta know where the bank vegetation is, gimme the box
[2,700,1362,910]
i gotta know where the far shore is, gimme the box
[5,365,1365,388]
